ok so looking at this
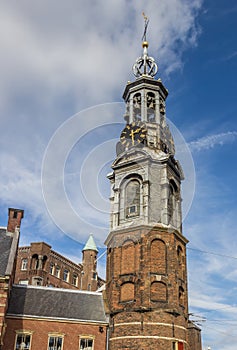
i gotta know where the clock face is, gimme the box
[120,122,147,148]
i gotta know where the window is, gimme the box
[55,265,60,278]
[133,93,141,122]
[49,262,54,274]
[121,240,135,274]
[48,336,63,350]
[31,254,39,269]
[21,258,28,270]
[72,273,78,286]
[177,245,184,280]
[150,281,167,302]
[147,92,156,123]
[150,239,166,274]
[15,333,31,349]
[168,179,179,224]
[79,338,93,350]
[32,276,43,286]
[63,269,69,282]
[125,180,140,218]
[19,280,29,285]
[179,286,185,306]
[120,282,135,302]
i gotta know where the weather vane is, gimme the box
[142,12,149,42]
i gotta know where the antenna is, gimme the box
[142,12,149,42]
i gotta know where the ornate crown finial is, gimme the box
[132,13,158,78]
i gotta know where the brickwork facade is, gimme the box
[14,241,103,291]
[106,226,190,349]
[3,317,107,350]
[0,278,10,348]
[0,208,24,348]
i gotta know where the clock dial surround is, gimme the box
[120,122,147,148]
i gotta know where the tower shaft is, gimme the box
[105,40,201,350]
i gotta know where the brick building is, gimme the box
[0,208,108,350]
[3,285,107,350]
[14,234,103,292]
[0,208,24,348]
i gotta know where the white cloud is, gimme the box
[189,131,237,151]
[0,0,203,112]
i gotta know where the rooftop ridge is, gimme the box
[12,284,102,295]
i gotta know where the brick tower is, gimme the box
[81,234,98,291]
[105,36,202,349]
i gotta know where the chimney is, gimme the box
[7,208,24,233]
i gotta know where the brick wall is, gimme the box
[106,226,191,350]
[3,317,107,350]
[187,322,202,350]
[14,242,103,291]
[0,278,9,347]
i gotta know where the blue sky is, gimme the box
[0,1,237,349]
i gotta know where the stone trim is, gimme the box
[114,321,187,331]
[110,335,186,342]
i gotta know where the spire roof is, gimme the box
[82,234,98,252]
[132,14,158,78]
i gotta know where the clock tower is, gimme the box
[105,36,202,350]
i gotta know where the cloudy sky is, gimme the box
[0,1,237,349]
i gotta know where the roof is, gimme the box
[82,234,98,252]
[7,285,107,324]
[0,228,13,276]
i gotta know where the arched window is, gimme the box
[147,92,155,123]
[159,98,165,115]
[151,281,167,302]
[150,239,166,274]
[32,276,43,286]
[121,240,135,274]
[177,245,183,264]
[133,93,141,122]
[42,255,47,269]
[120,282,135,302]
[168,179,179,224]
[177,245,184,280]
[179,286,185,306]
[31,254,39,269]
[125,180,140,218]
[21,258,28,271]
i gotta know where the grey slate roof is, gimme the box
[0,228,12,276]
[7,285,107,324]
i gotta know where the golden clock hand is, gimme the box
[133,128,141,134]
[130,130,135,145]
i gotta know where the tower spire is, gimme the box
[132,13,158,78]
[142,12,149,42]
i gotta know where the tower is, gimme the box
[7,208,24,233]
[105,36,201,349]
[81,234,98,291]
